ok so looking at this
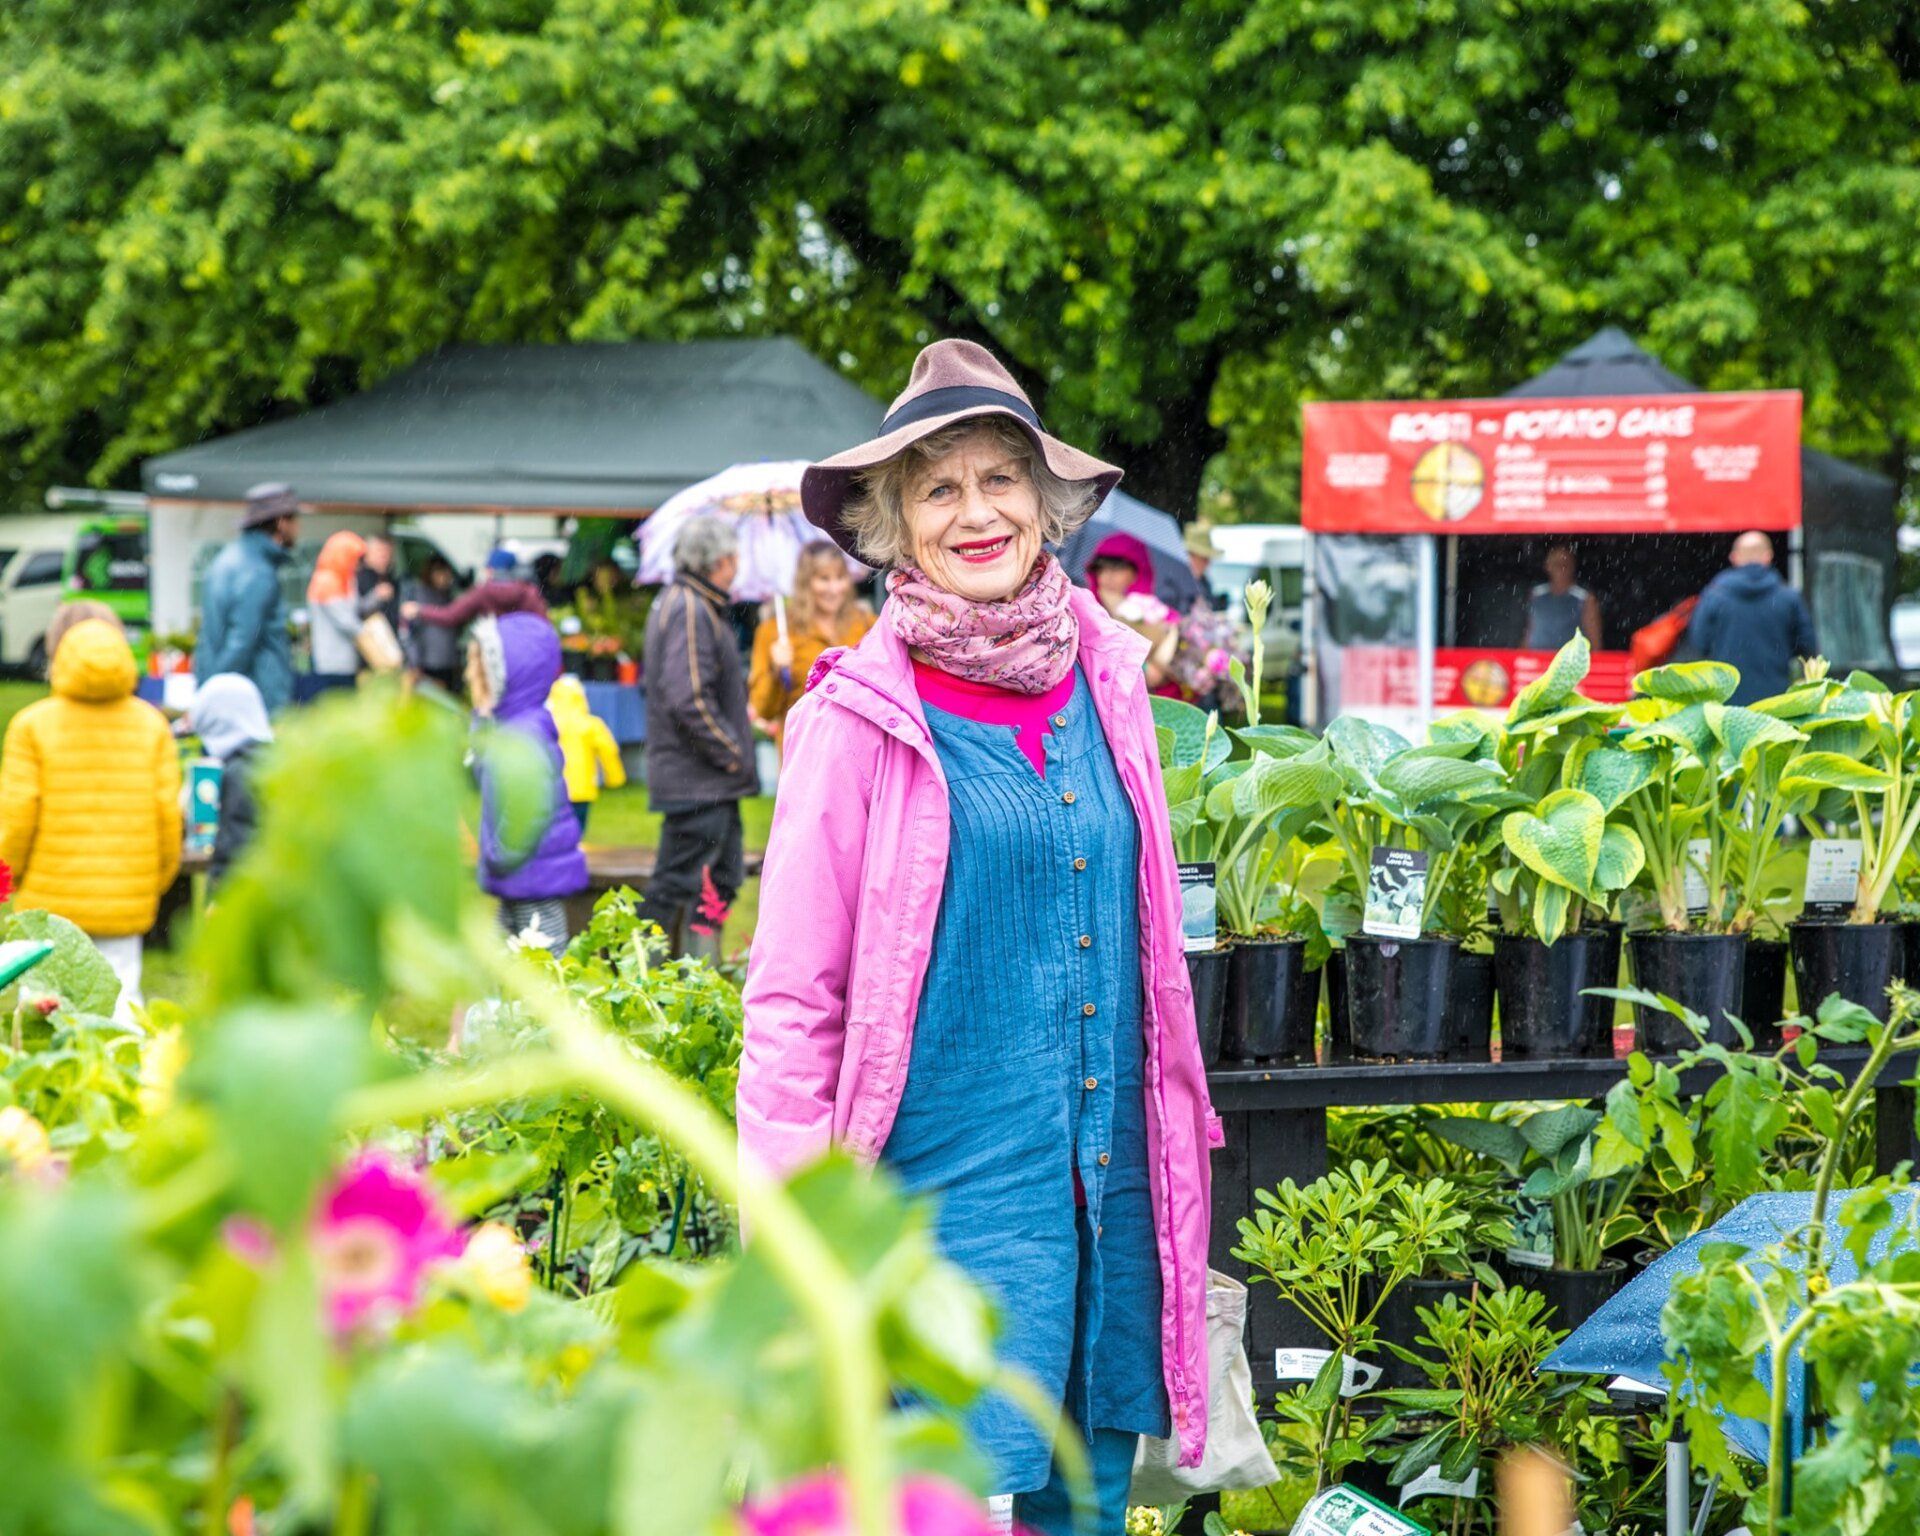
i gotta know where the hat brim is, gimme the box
[801,405,1122,558]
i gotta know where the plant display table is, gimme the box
[1204,1049,1920,1398]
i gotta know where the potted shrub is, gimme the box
[1231,1159,1477,1497]
[1487,637,1639,1058]
[1316,718,1512,1060]
[1426,1102,1666,1331]
[1779,671,1920,1021]
[1613,659,1776,1049]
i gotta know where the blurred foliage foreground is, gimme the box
[0,687,1007,1536]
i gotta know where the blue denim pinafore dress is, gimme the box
[880,668,1169,1496]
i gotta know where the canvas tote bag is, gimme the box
[1130,1269,1279,1503]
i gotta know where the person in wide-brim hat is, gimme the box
[743,339,1219,1536]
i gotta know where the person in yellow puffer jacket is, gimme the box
[545,674,626,835]
[0,610,182,1015]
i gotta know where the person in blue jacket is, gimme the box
[195,483,300,713]
[1686,530,1819,704]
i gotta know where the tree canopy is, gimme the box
[2,0,1916,518]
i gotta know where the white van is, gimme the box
[1200,523,1308,667]
[0,514,91,672]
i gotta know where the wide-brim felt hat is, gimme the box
[801,338,1122,557]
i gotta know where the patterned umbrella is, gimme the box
[637,461,858,603]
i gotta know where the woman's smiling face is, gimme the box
[902,430,1043,602]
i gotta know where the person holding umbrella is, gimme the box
[746,542,874,748]
[738,339,1218,1535]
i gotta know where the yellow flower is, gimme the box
[0,1106,51,1170]
[461,1222,533,1312]
[138,1028,187,1117]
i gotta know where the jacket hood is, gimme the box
[50,619,138,703]
[1090,532,1157,595]
[546,674,591,721]
[494,612,563,720]
[189,673,274,759]
[1719,562,1786,597]
[308,531,366,605]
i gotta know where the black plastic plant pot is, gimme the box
[1345,935,1457,1062]
[1186,946,1231,1067]
[1791,920,1901,1024]
[1494,929,1619,1059]
[1503,1258,1629,1333]
[1628,932,1748,1052]
[1451,950,1495,1061]
[1743,938,1789,1049]
[1222,937,1318,1064]
[1324,948,1351,1063]
[1372,1274,1479,1389]
[1901,920,1920,984]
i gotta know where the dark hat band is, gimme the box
[880,384,1042,437]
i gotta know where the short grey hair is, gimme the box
[673,514,739,579]
[839,416,1101,570]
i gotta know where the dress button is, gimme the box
[1097,1225,1104,1238]
[1052,713,1067,728]
[1098,1152,1110,1166]
[1082,1002,1096,1016]
[1073,857,1087,871]
[1084,1076,1098,1090]
[1062,790,1076,804]
[886,716,899,728]
[1079,935,1092,948]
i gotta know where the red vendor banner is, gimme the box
[1302,391,1801,535]
[1343,647,1636,714]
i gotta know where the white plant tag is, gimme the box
[1401,1465,1479,1505]
[1178,862,1218,953]
[1274,1347,1382,1397]
[1608,1374,1667,1396]
[1292,1483,1426,1535]
[1802,838,1862,917]
[1683,837,1712,914]
[985,1494,1014,1533]
[1364,847,1427,941]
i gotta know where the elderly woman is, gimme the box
[738,340,1221,1534]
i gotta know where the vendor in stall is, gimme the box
[1523,544,1604,651]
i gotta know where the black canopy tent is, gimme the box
[1449,327,1897,672]
[140,339,884,632]
[141,339,884,513]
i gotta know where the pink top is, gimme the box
[910,659,1076,778]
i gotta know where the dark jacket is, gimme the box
[644,573,759,806]
[413,577,547,631]
[209,743,261,888]
[477,613,589,901]
[1687,563,1819,705]
[403,579,463,676]
[196,530,294,713]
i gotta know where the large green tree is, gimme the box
[2,0,1916,518]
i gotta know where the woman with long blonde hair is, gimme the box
[747,541,874,743]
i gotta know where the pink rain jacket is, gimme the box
[738,586,1223,1466]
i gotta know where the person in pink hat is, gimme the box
[737,339,1222,1534]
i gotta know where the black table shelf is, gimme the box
[1203,1047,1920,1398]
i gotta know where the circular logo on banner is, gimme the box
[1409,443,1485,522]
[1460,657,1510,706]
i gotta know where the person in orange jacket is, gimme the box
[0,606,182,1016]
[747,542,874,749]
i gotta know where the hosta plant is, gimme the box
[1493,787,1645,946]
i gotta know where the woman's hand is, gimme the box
[770,636,795,671]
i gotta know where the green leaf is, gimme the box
[1517,1104,1600,1159]
[1152,696,1226,771]
[1389,1424,1452,1486]
[1507,633,1591,722]
[1592,824,1646,894]
[0,910,121,1018]
[1500,789,1603,895]
[1633,661,1740,705]
[1232,723,1319,760]
[1573,746,1656,812]
[1377,750,1504,806]
[1424,1116,1528,1169]
[1780,751,1894,796]
[1325,715,1411,789]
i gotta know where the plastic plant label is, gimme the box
[1400,1466,1479,1505]
[1363,847,1427,941]
[186,758,223,858]
[1608,1374,1667,1396]
[1802,839,1863,918]
[1683,837,1712,915]
[1178,862,1218,954]
[1292,1482,1430,1535]
[985,1495,1013,1534]
[1274,1347,1382,1397]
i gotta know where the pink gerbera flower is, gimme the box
[311,1152,464,1337]
[738,1472,1019,1536]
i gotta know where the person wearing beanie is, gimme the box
[0,608,182,1017]
[186,673,275,887]
[195,482,300,713]
[405,546,548,637]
